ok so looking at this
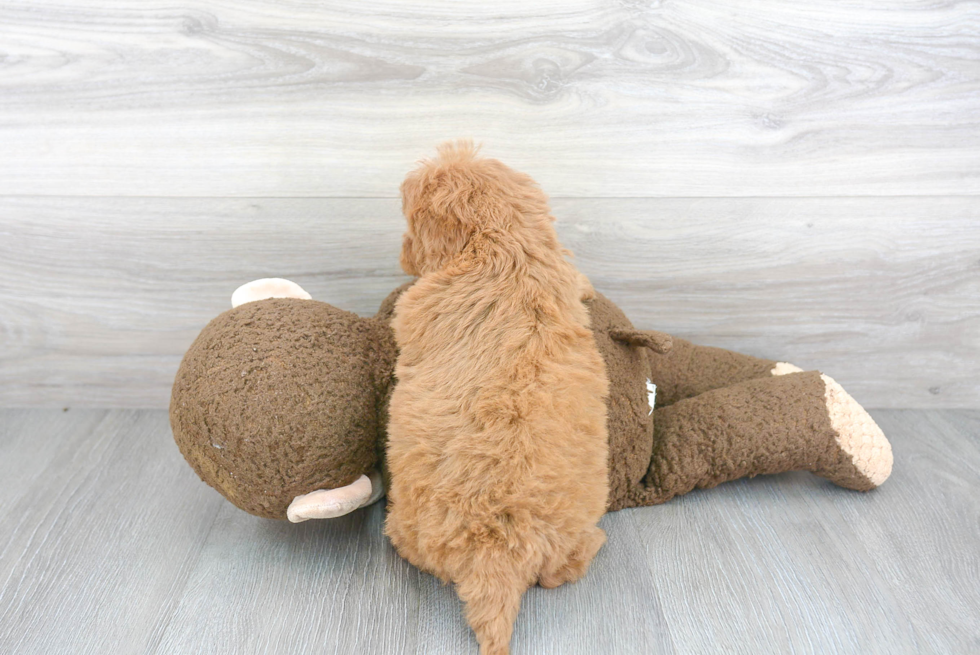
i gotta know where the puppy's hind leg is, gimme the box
[538,526,606,589]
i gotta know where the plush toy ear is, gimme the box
[609,328,673,355]
[286,469,385,522]
[231,278,312,308]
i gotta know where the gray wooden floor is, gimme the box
[1,409,977,654]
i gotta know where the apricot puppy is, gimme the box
[386,142,610,655]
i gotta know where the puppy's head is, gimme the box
[399,141,552,275]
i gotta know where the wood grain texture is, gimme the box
[831,410,980,651]
[629,409,980,654]
[0,409,224,654]
[1,196,976,408]
[153,503,421,655]
[0,0,977,197]
[0,409,977,654]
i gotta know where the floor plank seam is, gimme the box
[143,499,225,655]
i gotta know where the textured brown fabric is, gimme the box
[649,337,777,408]
[584,294,657,511]
[607,328,673,354]
[373,282,415,492]
[170,298,391,519]
[612,371,875,510]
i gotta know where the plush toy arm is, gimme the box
[609,328,673,354]
[648,337,803,407]
[610,371,893,511]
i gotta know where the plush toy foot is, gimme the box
[231,278,312,308]
[819,374,893,489]
[286,469,385,522]
[776,365,892,489]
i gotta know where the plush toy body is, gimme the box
[171,279,892,520]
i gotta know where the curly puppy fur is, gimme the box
[386,142,611,655]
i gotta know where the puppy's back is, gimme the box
[387,143,609,655]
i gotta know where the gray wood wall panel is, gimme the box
[1,409,977,654]
[1,196,976,409]
[0,1,977,197]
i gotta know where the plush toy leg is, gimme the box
[649,337,805,407]
[615,371,893,510]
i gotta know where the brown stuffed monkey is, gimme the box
[170,278,892,520]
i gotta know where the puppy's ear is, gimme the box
[400,142,492,273]
[399,231,420,276]
[399,168,430,275]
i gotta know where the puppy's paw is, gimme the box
[539,527,606,588]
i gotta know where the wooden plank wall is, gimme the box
[1,1,978,408]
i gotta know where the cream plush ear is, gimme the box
[231,278,312,307]
[771,362,805,376]
[286,469,385,522]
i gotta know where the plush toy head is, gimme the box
[170,295,394,519]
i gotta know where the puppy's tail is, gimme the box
[456,555,528,655]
